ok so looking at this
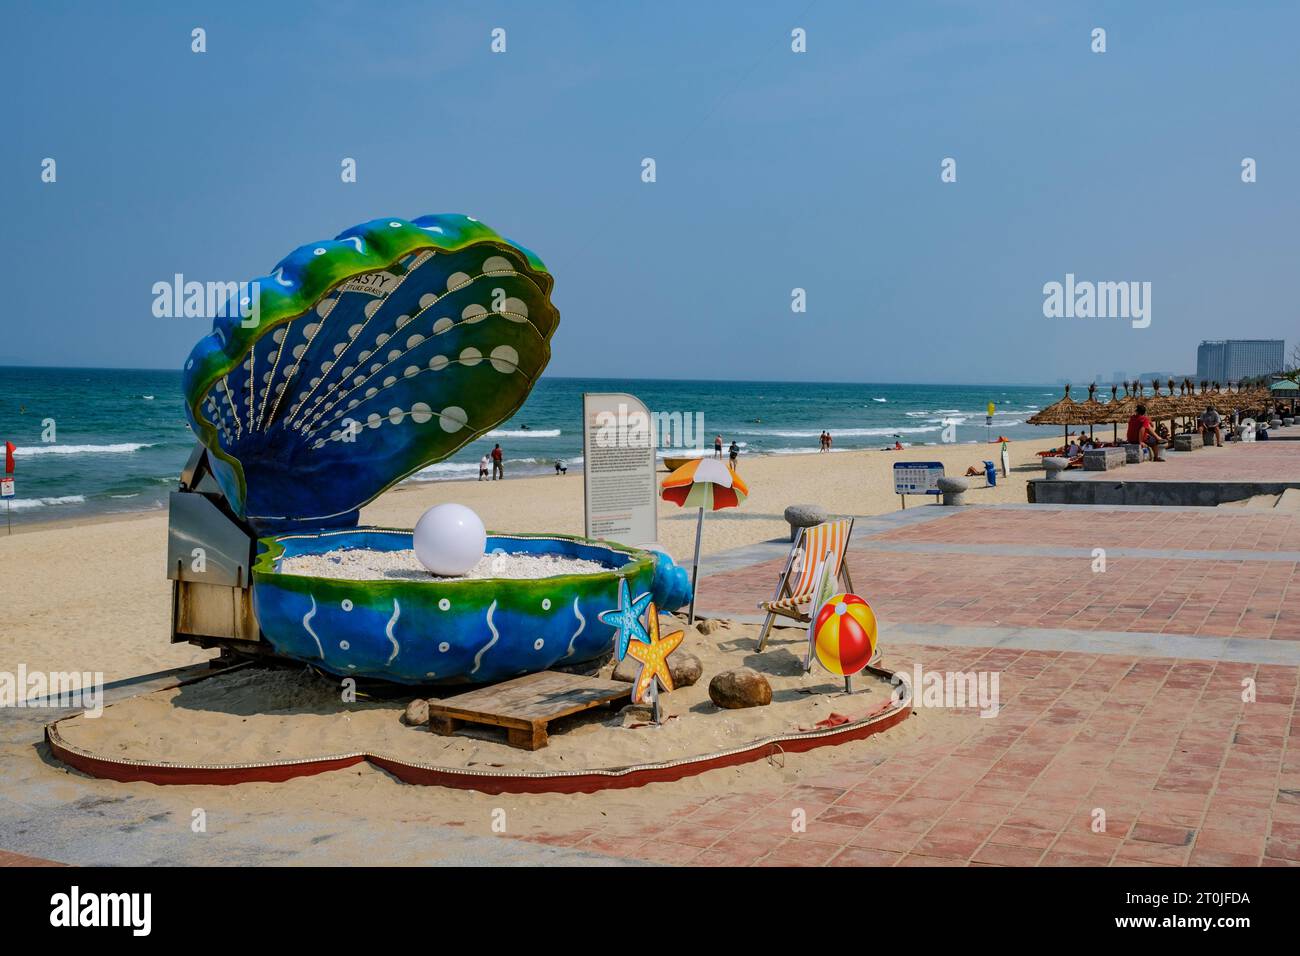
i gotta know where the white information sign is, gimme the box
[893,461,944,496]
[0,477,13,498]
[583,393,658,547]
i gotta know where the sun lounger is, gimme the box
[756,517,854,651]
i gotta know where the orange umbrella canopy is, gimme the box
[661,457,749,510]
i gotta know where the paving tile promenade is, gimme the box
[550,447,1300,865]
[5,443,1300,867]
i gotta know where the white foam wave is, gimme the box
[6,495,86,510]
[487,428,561,438]
[737,425,941,438]
[12,443,152,457]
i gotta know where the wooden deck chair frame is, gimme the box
[756,517,855,651]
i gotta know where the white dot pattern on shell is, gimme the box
[284,250,534,443]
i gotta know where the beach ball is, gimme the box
[413,503,486,576]
[813,593,877,676]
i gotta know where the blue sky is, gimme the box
[3,0,1296,383]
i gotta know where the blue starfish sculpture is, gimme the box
[598,578,653,661]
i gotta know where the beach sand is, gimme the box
[53,615,903,772]
[0,437,1066,685]
[0,438,1062,857]
[42,623,981,844]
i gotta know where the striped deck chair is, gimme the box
[756,517,855,651]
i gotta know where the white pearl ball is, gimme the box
[412,503,486,576]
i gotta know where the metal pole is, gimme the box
[687,506,704,624]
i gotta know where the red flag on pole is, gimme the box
[4,441,14,474]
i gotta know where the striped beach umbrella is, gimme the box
[660,457,749,622]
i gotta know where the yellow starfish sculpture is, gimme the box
[625,603,685,704]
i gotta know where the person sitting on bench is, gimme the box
[1127,403,1167,462]
[1199,405,1223,447]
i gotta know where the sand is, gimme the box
[53,616,905,773]
[1,437,1042,855]
[0,437,1066,686]
[279,548,609,582]
[40,623,984,844]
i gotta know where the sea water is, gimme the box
[0,366,1064,522]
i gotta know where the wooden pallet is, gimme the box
[427,671,631,750]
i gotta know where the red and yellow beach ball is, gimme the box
[813,593,878,676]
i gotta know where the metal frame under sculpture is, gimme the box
[169,214,690,684]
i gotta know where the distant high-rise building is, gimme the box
[1196,340,1284,382]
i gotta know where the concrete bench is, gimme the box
[1082,447,1126,471]
[1122,443,1147,464]
[1172,432,1203,452]
[784,504,829,542]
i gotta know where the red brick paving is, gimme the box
[527,492,1300,866]
[0,850,64,866]
[704,552,1300,640]
[534,643,1300,866]
[1072,440,1300,483]
[872,508,1300,554]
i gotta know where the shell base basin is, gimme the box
[252,529,657,685]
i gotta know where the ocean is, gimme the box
[0,366,1065,522]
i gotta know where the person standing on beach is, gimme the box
[491,443,504,480]
[728,440,739,469]
[478,454,489,481]
[713,434,723,459]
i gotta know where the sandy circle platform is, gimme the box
[47,618,912,794]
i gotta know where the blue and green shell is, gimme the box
[181,214,558,531]
[253,530,661,684]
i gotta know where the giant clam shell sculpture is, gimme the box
[182,214,559,530]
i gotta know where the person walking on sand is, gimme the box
[713,434,723,459]
[728,440,739,469]
[491,443,504,480]
[478,454,489,481]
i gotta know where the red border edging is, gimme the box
[45,701,910,795]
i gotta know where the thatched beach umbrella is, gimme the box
[1027,384,1081,442]
[1076,383,1110,439]
[1102,384,1137,442]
